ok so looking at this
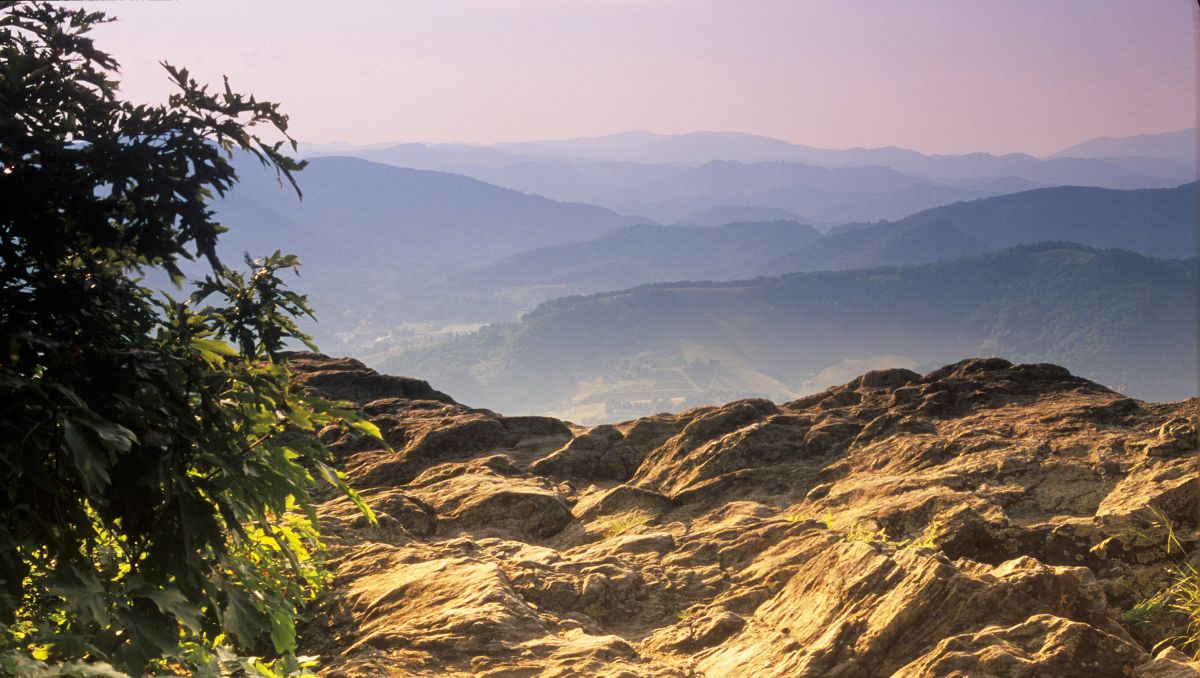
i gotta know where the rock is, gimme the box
[1098,458,1200,523]
[349,417,520,486]
[853,367,922,389]
[302,546,547,674]
[532,425,630,480]
[649,609,747,652]
[1138,646,1200,677]
[631,403,801,496]
[802,417,863,454]
[696,541,1143,676]
[895,614,1145,676]
[608,532,676,555]
[283,354,1200,676]
[288,352,455,404]
[1143,416,1197,457]
[922,356,1014,382]
[500,415,574,438]
[367,490,438,537]
[411,473,574,540]
[574,484,674,522]
[316,488,437,538]
[473,631,650,678]
[986,556,1126,636]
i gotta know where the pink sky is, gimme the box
[78,0,1197,156]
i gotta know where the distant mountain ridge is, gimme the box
[493,129,1194,180]
[216,142,1195,361]
[759,181,1198,275]
[222,155,642,266]
[448,219,820,295]
[888,182,1197,254]
[305,130,1193,227]
[420,182,1197,325]
[308,128,1197,178]
[676,205,809,226]
[211,154,645,348]
[584,159,995,223]
[1051,128,1196,164]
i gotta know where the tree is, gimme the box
[0,3,378,674]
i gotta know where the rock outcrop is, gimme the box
[290,353,1200,677]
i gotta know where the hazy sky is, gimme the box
[78,0,1196,156]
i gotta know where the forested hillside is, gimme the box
[379,244,1197,422]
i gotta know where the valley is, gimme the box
[201,129,1199,423]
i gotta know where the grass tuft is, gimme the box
[1152,511,1200,658]
[596,511,652,537]
[1120,508,1200,659]
[1121,592,1168,627]
[785,511,943,550]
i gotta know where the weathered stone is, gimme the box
[284,354,1200,677]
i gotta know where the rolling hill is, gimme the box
[220,155,643,268]
[676,205,809,226]
[759,182,1198,275]
[209,153,1195,360]
[376,244,1197,422]
[209,155,645,348]
[879,182,1198,254]
[434,220,822,314]
[422,182,1197,325]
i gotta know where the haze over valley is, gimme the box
[206,128,1198,420]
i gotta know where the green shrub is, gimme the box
[0,3,379,674]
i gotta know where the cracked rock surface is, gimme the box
[290,354,1200,677]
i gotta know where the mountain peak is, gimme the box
[1050,128,1197,164]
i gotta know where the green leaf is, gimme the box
[63,418,112,492]
[51,567,111,627]
[316,462,375,525]
[268,607,296,655]
[350,418,384,442]
[62,414,137,492]
[221,588,269,649]
[345,486,376,527]
[314,461,340,487]
[87,418,138,453]
[285,405,313,430]
[192,337,238,366]
[192,337,238,356]
[129,583,203,633]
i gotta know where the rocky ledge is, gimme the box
[290,353,1199,677]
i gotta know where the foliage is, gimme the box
[1109,510,1200,659]
[0,3,378,674]
[596,511,653,537]
[786,511,942,550]
[785,510,834,528]
[1146,511,1200,659]
[837,519,916,549]
[1163,561,1200,658]
[1121,592,1168,627]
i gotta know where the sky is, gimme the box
[76,0,1197,156]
